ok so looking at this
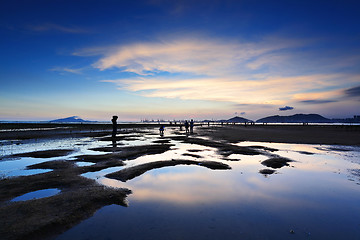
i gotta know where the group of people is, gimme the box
[111,116,195,138]
[159,119,194,136]
[184,119,194,133]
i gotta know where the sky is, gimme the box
[1,0,360,121]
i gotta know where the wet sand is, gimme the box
[204,124,360,145]
[1,122,359,145]
[0,123,359,239]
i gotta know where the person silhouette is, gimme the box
[190,119,194,133]
[185,120,189,133]
[159,125,165,136]
[111,116,118,138]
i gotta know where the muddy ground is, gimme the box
[0,123,359,239]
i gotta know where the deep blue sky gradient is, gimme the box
[1,0,360,121]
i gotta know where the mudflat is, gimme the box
[203,124,360,145]
[1,122,359,145]
[0,123,359,240]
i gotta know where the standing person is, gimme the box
[159,125,165,136]
[190,119,194,133]
[185,120,189,133]
[111,116,118,138]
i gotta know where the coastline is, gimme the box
[203,124,360,146]
[1,122,359,145]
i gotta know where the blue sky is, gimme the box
[1,0,360,121]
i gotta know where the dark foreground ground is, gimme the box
[0,123,359,239]
[1,122,359,145]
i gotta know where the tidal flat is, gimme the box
[0,123,359,239]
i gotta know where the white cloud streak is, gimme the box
[93,37,301,76]
[102,73,357,105]
[90,36,360,107]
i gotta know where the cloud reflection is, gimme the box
[101,164,319,209]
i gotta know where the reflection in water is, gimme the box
[1,127,360,239]
[112,139,117,148]
[11,188,61,202]
[58,134,360,239]
[0,157,53,177]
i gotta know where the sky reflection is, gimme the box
[1,127,359,239]
[59,139,360,240]
[2,127,357,239]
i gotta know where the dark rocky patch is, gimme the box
[221,157,241,161]
[167,136,260,156]
[296,151,315,155]
[98,135,140,142]
[259,169,276,175]
[27,159,125,174]
[27,160,76,170]
[106,160,231,182]
[187,149,204,152]
[152,139,171,144]
[261,157,294,169]
[0,186,129,240]
[0,158,130,240]
[248,145,278,152]
[12,149,74,158]
[76,144,173,162]
[182,153,203,158]
[90,143,173,155]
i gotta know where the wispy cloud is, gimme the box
[88,36,360,108]
[28,23,88,34]
[92,36,302,76]
[300,100,337,104]
[344,85,360,97]
[102,73,353,106]
[50,67,84,74]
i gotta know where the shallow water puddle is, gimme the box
[75,161,95,167]
[58,138,360,240]
[11,188,61,202]
[0,157,53,177]
[2,127,360,239]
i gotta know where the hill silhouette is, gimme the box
[256,114,331,123]
[50,116,93,123]
[226,116,252,123]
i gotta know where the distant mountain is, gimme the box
[50,116,93,123]
[201,116,252,123]
[256,114,332,123]
[226,116,253,123]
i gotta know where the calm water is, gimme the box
[1,127,359,239]
[11,188,61,202]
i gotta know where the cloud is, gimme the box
[344,85,360,97]
[50,67,84,74]
[28,23,88,34]
[91,36,360,108]
[92,36,302,76]
[102,73,358,106]
[279,106,294,111]
[292,87,346,102]
[233,103,274,109]
[300,99,337,104]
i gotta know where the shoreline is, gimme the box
[1,123,359,145]
[200,125,360,146]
